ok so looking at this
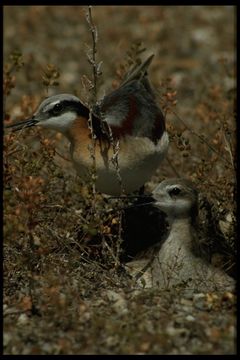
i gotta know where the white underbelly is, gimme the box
[72,132,169,195]
[96,156,163,195]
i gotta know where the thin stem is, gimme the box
[85,5,99,204]
[86,5,98,102]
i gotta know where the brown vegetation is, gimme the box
[3,6,236,355]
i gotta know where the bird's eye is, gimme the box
[168,187,181,196]
[51,103,63,115]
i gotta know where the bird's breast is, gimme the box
[70,128,168,195]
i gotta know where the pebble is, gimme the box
[228,325,236,338]
[166,325,187,337]
[42,343,54,354]
[105,290,128,314]
[186,315,195,322]
[3,332,12,347]
[193,293,208,310]
[219,212,233,235]
[17,313,29,326]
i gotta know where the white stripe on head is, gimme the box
[43,100,61,113]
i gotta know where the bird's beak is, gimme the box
[5,117,39,132]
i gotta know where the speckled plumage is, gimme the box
[127,179,235,292]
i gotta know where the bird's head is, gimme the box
[152,178,198,222]
[5,94,89,134]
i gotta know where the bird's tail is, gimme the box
[119,54,155,88]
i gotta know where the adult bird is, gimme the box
[6,55,168,195]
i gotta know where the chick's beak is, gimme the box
[5,117,39,132]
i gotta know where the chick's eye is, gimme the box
[52,103,63,115]
[169,187,181,196]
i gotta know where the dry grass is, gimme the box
[3,5,236,355]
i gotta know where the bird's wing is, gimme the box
[96,82,165,142]
[94,56,165,143]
